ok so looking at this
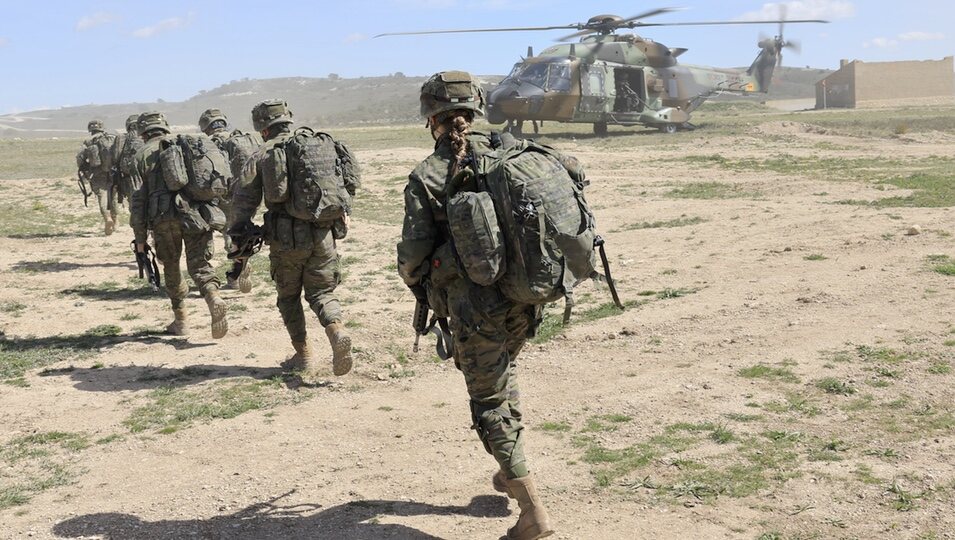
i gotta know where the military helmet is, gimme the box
[419,71,485,120]
[125,114,140,131]
[198,108,228,133]
[87,119,104,133]
[251,100,293,132]
[137,111,170,136]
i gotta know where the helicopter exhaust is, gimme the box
[527,46,533,58]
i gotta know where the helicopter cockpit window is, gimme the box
[505,62,572,92]
[546,63,571,92]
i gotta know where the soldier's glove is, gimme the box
[408,283,428,304]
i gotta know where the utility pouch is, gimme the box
[262,146,289,204]
[331,216,348,240]
[272,215,295,252]
[177,196,209,233]
[198,203,227,232]
[292,219,314,250]
[159,143,189,191]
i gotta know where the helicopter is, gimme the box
[377,7,826,135]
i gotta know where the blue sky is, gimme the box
[1,0,952,114]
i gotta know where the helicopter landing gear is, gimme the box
[532,120,539,135]
[659,123,678,134]
[504,119,524,138]
[593,122,608,137]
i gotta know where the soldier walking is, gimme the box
[108,114,144,212]
[198,108,261,292]
[76,119,118,235]
[396,72,556,540]
[129,111,229,339]
[230,100,359,377]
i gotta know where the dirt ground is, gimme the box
[1,112,954,540]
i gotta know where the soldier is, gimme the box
[230,99,358,377]
[129,111,229,339]
[198,108,261,292]
[77,119,118,235]
[396,72,554,540]
[108,114,144,211]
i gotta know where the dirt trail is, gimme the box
[2,124,954,539]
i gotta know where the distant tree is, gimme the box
[393,72,405,79]
[328,73,340,80]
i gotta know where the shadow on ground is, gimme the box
[11,260,135,273]
[40,363,286,392]
[1,330,210,355]
[61,284,163,301]
[52,493,510,540]
[5,231,93,240]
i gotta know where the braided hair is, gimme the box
[439,110,473,175]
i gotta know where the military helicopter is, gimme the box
[377,7,825,135]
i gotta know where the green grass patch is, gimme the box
[123,377,308,434]
[665,182,759,200]
[738,363,800,383]
[927,361,952,375]
[815,377,856,396]
[0,431,93,510]
[613,215,707,232]
[928,255,955,276]
[537,421,572,433]
[804,253,828,261]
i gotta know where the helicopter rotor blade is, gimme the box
[619,7,683,25]
[557,28,598,42]
[374,24,579,38]
[632,19,827,28]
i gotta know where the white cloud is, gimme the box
[132,13,195,38]
[0,37,8,47]
[76,12,118,31]
[738,1,856,21]
[863,37,898,49]
[898,31,945,42]
[345,33,367,43]
[863,31,945,49]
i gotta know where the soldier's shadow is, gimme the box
[52,493,511,540]
[11,260,135,273]
[41,363,286,392]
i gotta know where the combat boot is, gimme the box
[104,218,114,236]
[325,321,352,376]
[281,341,313,372]
[165,308,189,336]
[237,260,253,294]
[203,290,228,339]
[221,277,239,291]
[503,475,554,540]
[493,469,514,498]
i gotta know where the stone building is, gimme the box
[815,56,954,108]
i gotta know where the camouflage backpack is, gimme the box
[448,138,622,318]
[114,133,144,178]
[223,130,261,189]
[159,134,231,202]
[261,127,358,223]
[83,133,115,172]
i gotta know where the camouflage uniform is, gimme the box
[129,111,227,339]
[108,114,144,209]
[397,71,553,540]
[78,120,118,233]
[398,131,534,479]
[199,108,262,291]
[231,100,356,376]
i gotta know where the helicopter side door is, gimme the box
[577,63,614,118]
[613,68,647,113]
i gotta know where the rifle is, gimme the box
[412,295,453,360]
[226,222,264,281]
[132,241,161,291]
[77,171,91,208]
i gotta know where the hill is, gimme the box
[0,68,827,139]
